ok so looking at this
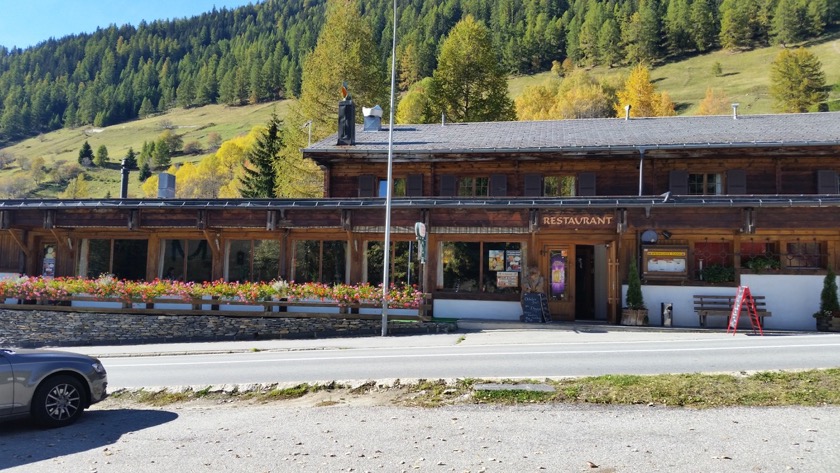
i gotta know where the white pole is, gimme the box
[381,0,398,336]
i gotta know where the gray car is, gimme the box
[0,348,108,427]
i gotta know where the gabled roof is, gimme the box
[303,112,840,158]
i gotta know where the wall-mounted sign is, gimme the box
[497,271,519,288]
[542,214,614,226]
[488,250,505,271]
[642,247,689,279]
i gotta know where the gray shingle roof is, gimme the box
[303,112,840,155]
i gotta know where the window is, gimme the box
[366,241,420,286]
[227,240,281,282]
[458,177,489,197]
[441,241,522,293]
[293,240,347,284]
[79,239,148,280]
[544,176,576,197]
[694,240,733,282]
[378,177,406,197]
[740,241,780,271]
[688,173,722,195]
[161,239,212,282]
[785,241,824,269]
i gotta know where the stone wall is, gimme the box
[0,309,456,348]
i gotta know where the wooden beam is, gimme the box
[202,229,220,259]
[6,230,31,258]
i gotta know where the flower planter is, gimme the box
[621,308,649,326]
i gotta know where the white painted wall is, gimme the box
[622,274,827,331]
[433,299,522,320]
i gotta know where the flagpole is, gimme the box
[381,0,398,336]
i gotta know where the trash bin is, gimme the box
[661,302,673,327]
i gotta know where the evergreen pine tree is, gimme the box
[770,47,829,112]
[78,141,94,165]
[240,113,282,198]
[124,147,138,169]
[94,144,109,166]
[139,161,152,182]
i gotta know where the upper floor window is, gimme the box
[544,176,577,197]
[688,173,722,195]
[459,177,489,196]
[378,177,406,197]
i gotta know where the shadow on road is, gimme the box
[0,408,178,470]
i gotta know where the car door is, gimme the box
[0,351,13,416]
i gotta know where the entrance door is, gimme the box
[545,247,573,321]
[575,245,595,319]
[543,243,614,322]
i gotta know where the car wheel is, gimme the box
[32,375,86,428]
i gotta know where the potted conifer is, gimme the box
[621,257,648,326]
[814,267,840,332]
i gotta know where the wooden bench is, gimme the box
[693,294,771,328]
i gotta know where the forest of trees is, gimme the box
[1,0,838,145]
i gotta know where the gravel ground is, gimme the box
[2,397,839,473]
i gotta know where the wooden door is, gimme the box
[545,246,574,321]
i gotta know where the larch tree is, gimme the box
[278,0,388,198]
[696,88,732,115]
[614,64,676,118]
[94,144,109,167]
[240,113,282,198]
[770,47,828,113]
[428,15,516,123]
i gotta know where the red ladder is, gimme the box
[727,286,764,336]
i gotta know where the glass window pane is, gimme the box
[294,240,320,283]
[186,240,212,282]
[475,177,489,196]
[162,239,186,281]
[86,239,111,278]
[484,242,521,294]
[458,177,474,197]
[253,240,280,281]
[442,242,481,292]
[322,241,346,284]
[228,240,252,282]
[113,240,147,280]
[367,241,385,286]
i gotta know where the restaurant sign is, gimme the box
[542,214,614,227]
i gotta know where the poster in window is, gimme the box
[496,271,519,288]
[550,252,566,297]
[42,245,56,278]
[488,250,505,271]
[506,250,522,272]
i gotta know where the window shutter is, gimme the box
[440,175,457,196]
[726,169,747,195]
[406,174,423,197]
[489,174,507,196]
[578,172,596,196]
[669,170,688,195]
[817,170,838,194]
[523,174,543,197]
[358,174,376,197]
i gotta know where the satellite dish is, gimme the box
[641,229,659,244]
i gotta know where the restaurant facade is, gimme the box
[2,109,839,330]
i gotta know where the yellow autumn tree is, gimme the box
[614,64,676,117]
[696,88,731,115]
[550,69,615,119]
[515,80,561,120]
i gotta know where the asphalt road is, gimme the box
[93,331,840,389]
[5,328,840,473]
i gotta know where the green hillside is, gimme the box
[0,101,285,198]
[509,33,840,116]
[2,35,839,199]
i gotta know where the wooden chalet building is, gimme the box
[1,108,839,330]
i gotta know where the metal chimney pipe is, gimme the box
[624,104,631,120]
[732,103,740,120]
[120,158,129,199]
